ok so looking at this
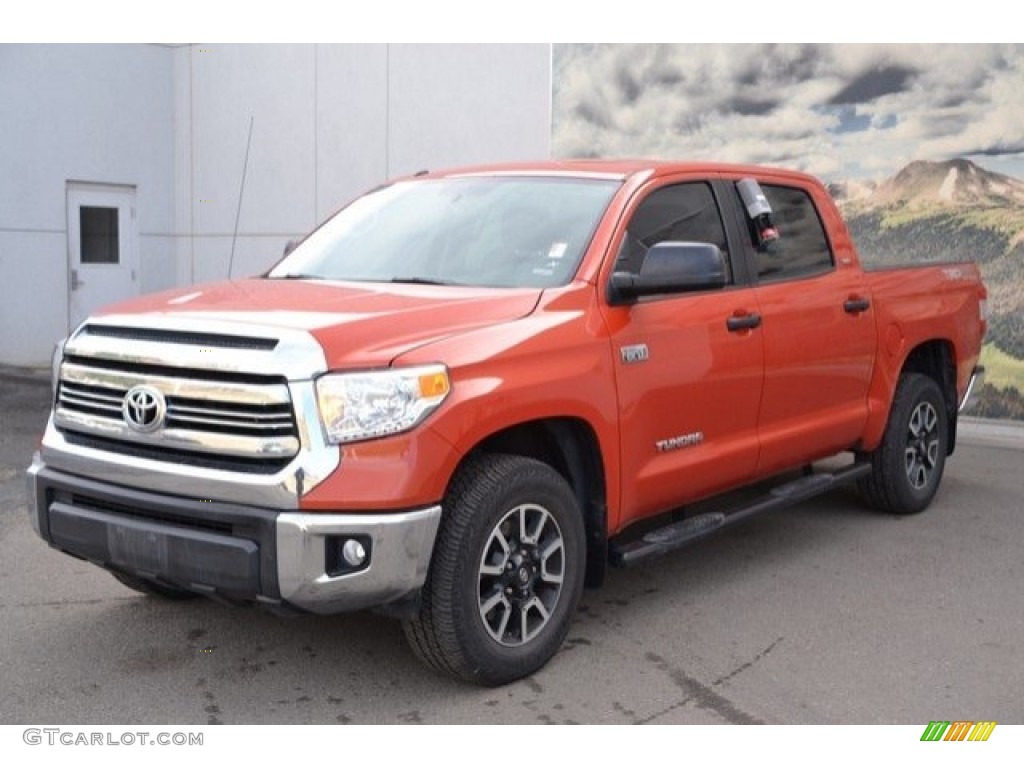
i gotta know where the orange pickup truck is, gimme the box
[27,161,986,684]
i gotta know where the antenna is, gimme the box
[228,115,254,278]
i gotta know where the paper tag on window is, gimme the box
[548,242,568,259]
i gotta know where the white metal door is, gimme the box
[67,182,138,330]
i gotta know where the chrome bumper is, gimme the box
[26,457,440,614]
[276,506,441,614]
[959,365,985,413]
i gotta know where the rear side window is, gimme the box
[745,184,833,281]
[615,182,732,283]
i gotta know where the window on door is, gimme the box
[79,206,120,264]
[738,184,834,282]
[614,182,733,283]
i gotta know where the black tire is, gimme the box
[858,373,948,515]
[111,571,200,600]
[403,454,586,686]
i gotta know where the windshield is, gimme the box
[267,176,621,288]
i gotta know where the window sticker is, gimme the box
[548,242,568,260]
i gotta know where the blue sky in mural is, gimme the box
[553,44,1024,182]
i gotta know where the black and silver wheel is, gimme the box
[111,571,199,600]
[858,373,948,515]
[477,502,566,647]
[403,454,585,686]
[904,398,942,492]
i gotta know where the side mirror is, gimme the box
[283,239,300,256]
[608,242,727,305]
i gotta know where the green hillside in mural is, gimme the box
[832,158,1024,420]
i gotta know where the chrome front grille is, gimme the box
[59,379,122,418]
[163,396,294,436]
[40,314,338,505]
[54,360,300,463]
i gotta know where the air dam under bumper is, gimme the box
[26,458,441,614]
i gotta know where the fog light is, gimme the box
[342,538,366,567]
[325,535,372,577]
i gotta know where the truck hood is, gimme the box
[95,278,542,368]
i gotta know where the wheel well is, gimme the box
[459,418,608,588]
[902,340,958,455]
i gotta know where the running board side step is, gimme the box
[609,462,872,567]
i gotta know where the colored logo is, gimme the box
[921,721,996,742]
[122,385,166,433]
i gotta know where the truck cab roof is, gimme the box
[418,159,821,186]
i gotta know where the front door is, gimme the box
[67,182,138,329]
[602,179,765,530]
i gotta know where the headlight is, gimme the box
[315,365,450,444]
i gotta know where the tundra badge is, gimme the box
[656,432,705,452]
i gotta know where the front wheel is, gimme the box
[858,373,948,515]
[403,454,585,686]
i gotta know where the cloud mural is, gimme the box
[553,44,1024,180]
[554,44,1024,420]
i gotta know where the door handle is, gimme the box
[844,297,870,314]
[71,269,86,291]
[726,312,762,332]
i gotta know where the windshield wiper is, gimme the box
[266,274,465,286]
[266,273,323,280]
[387,276,462,286]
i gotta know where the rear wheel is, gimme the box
[403,454,585,685]
[111,571,199,600]
[858,373,948,515]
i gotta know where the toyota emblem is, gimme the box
[122,385,166,432]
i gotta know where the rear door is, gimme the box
[729,177,876,475]
[601,177,764,529]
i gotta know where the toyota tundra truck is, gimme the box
[26,161,986,685]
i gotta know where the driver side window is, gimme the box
[615,182,732,282]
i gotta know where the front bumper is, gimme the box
[26,457,440,614]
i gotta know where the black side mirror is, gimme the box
[608,242,727,305]
[283,239,300,256]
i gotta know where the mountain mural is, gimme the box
[833,158,1024,420]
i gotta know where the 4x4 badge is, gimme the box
[122,385,166,433]
[620,344,649,364]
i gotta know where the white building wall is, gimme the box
[0,44,175,365]
[176,43,552,286]
[314,45,390,223]
[173,44,320,285]
[387,44,552,176]
[2,43,551,366]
